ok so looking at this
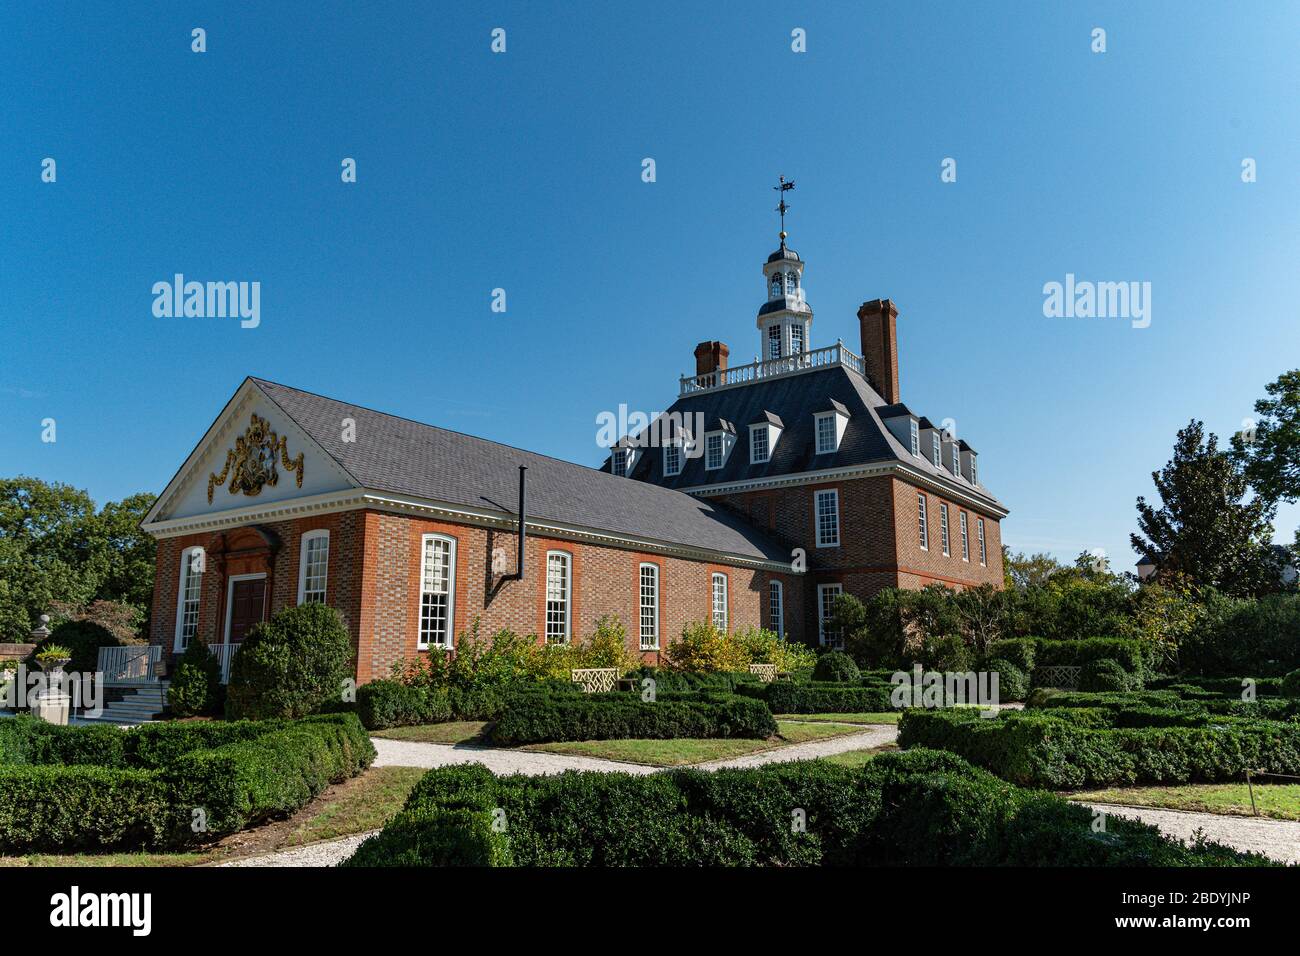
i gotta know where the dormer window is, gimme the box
[663,442,682,477]
[750,424,769,464]
[706,434,723,469]
[814,401,849,455]
[970,456,978,486]
[909,419,920,456]
[703,420,736,471]
[611,448,628,477]
[951,444,960,477]
[932,433,941,467]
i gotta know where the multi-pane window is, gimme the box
[419,535,456,649]
[611,448,627,477]
[818,583,844,647]
[663,442,682,477]
[711,573,728,631]
[545,551,572,643]
[298,531,329,604]
[785,272,798,293]
[918,493,929,550]
[910,419,920,456]
[790,324,804,354]
[639,563,659,650]
[815,413,836,455]
[951,444,960,476]
[770,275,782,298]
[750,425,769,464]
[978,518,987,565]
[175,547,204,651]
[940,504,951,556]
[970,456,978,486]
[815,489,840,547]
[769,580,784,637]
[932,433,941,467]
[706,433,724,470]
[767,324,781,359]
[960,512,970,562]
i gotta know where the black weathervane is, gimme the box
[773,175,795,237]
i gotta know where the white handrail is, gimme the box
[679,342,865,396]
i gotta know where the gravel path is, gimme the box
[217,830,379,867]
[372,738,660,775]
[1082,802,1300,865]
[692,726,897,769]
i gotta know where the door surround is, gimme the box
[224,572,268,644]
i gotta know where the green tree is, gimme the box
[1002,548,1063,589]
[1132,420,1279,598]
[1233,369,1300,507]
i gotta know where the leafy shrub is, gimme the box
[629,667,757,694]
[1080,658,1136,693]
[226,603,354,720]
[167,640,223,717]
[983,658,1029,702]
[1283,669,1300,698]
[345,748,1264,868]
[732,625,818,672]
[1180,593,1300,677]
[663,621,750,672]
[30,619,136,674]
[0,766,171,852]
[916,634,974,672]
[1035,637,1153,674]
[489,692,776,745]
[812,650,860,683]
[985,638,1036,673]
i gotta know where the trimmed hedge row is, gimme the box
[898,707,1300,788]
[737,680,895,714]
[0,713,375,852]
[344,748,1265,867]
[355,679,585,730]
[489,692,777,745]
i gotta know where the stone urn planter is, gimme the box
[33,648,73,725]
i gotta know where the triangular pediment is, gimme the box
[144,379,359,527]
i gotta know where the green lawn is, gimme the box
[1069,783,1300,822]
[370,721,491,745]
[524,720,863,767]
[819,743,900,769]
[776,712,900,725]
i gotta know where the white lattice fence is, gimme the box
[570,668,619,693]
[1034,665,1082,690]
[748,663,777,683]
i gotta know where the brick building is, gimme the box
[140,226,1006,682]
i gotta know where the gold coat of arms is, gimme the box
[208,413,304,504]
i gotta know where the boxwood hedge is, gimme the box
[344,749,1265,867]
[737,680,896,714]
[0,712,374,852]
[489,692,776,744]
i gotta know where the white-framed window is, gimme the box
[978,518,987,566]
[750,424,770,464]
[639,563,659,650]
[418,534,456,649]
[770,274,782,298]
[706,433,724,470]
[815,488,840,547]
[785,271,798,293]
[769,580,784,637]
[297,530,329,604]
[815,412,837,455]
[951,444,960,477]
[932,432,941,467]
[663,442,682,477]
[970,456,978,486]
[910,419,920,456]
[711,572,728,630]
[940,504,951,556]
[817,583,844,648]
[174,546,204,652]
[767,324,781,359]
[790,324,804,354]
[960,511,970,562]
[611,448,627,477]
[918,493,929,550]
[545,550,572,643]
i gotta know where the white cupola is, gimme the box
[756,177,812,362]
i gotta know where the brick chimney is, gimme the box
[693,340,730,377]
[857,299,900,403]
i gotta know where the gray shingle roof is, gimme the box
[607,365,1005,513]
[251,379,790,563]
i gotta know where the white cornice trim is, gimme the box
[142,487,796,574]
[678,461,1009,518]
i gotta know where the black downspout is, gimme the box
[505,465,527,580]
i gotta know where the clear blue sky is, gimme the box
[3,1,1297,567]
